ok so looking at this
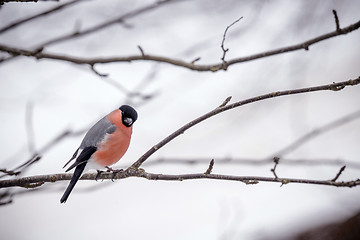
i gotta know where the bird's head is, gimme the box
[119,105,138,127]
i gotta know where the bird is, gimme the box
[60,105,138,203]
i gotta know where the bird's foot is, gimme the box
[105,166,123,182]
[95,170,104,181]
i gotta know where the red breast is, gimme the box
[93,109,133,166]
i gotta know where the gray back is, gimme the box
[80,115,116,149]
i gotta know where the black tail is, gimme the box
[60,162,86,203]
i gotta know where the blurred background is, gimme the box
[0,0,359,239]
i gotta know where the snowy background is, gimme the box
[0,0,360,239]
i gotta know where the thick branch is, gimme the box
[0,18,359,71]
[130,77,360,169]
[0,169,359,189]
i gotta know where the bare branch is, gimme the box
[218,96,232,108]
[90,65,109,77]
[0,168,359,189]
[332,9,340,32]
[204,159,214,175]
[0,0,83,34]
[0,169,20,176]
[220,17,243,65]
[137,45,145,56]
[1,78,359,192]
[331,165,346,182]
[190,57,201,64]
[270,157,280,179]
[130,77,360,169]
[1,17,359,71]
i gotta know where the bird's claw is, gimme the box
[105,166,123,182]
[95,170,104,181]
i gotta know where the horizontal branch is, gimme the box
[0,18,359,71]
[0,168,359,189]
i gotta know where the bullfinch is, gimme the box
[60,105,138,203]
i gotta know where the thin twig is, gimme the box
[331,165,346,182]
[90,65,109,77]
[191,57,201,64]
[218,96,232,108]
[0,169,21,176]
[204,159,214,175]
[332,10,340,32]
[1,17,359,71]
[221,17,243,65]
[137,45,145,56]
[270,157,280,179]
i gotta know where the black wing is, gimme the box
[65,146,97,172]
[60,146,97,203]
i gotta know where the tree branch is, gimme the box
[204,159,214,175]
[0,17,359,71]
[1,77,359,190]
[0,168,359,189]
[130,77,360,169]
[332,10,340,32]
[220,17,243,66]
[270,157,280,179]
[0,0,82,34]
[331,165,346,182]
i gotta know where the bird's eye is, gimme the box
[123,117,133,127]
